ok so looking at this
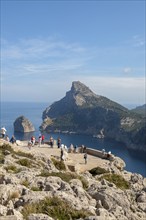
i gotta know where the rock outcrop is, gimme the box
[41,81,146,152]
[0,140,146,220]
[14,116,35,133]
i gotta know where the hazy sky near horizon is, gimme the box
[1,0,145,106]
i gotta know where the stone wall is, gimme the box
[86,148,104,158]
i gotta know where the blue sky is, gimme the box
[1,0,145,107]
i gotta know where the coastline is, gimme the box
[1,100,146,177]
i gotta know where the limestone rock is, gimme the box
[28,214,54,220]
[0,141,146,220]
[14,115,35,133]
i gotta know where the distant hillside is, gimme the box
[40,81,146,152]
[131,104,146,116]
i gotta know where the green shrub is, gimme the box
[99,173,130,190]
[77,175,89,190]
[16,158,33,168]
[51,158,66,171]
[0,144,14,153]
[31,186,40,191]
[21,179,29,187]
[89,166,109,176]
[0,144,14,164]
[0,152,5,164]
[4,165,21,173]
[15,150,34,159]
[21,196,91,220]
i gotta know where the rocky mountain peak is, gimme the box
[71,81,98,98]
[66,81,100,107]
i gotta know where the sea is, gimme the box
[0,101,146,177]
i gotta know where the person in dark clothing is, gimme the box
[49,136,54,148]
[84,153,87,164]
[10,135,16,144]
[57,137,61,148]
[60,148,64,161]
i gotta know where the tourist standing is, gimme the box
[49,136,54,148]
[38,135,42,147]
[74,145,78,153]
[102,149,106,158]
[10,135,16,144]
[0,127,7,138]
[60,148,64,161]
[5,135,10,142]
[41,134,45,144]
[57,137,61,148]
[69,144,74,153]
[107,151,111,160]
[84,153,87,164]
[28,140,32,150]
[31,136,35,146]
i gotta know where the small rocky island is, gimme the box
[14,116,35,133]
[0,139,146,220]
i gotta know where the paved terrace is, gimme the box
[1,140,111,173]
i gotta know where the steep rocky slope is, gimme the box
[41,81,146,152]
[0,140,146,220]
[131,104,146,116]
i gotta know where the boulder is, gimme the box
[14,116,35,133]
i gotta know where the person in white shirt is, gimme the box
[0,127,7,138]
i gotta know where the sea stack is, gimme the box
[14,115,35,133]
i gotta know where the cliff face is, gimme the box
[14,116,35,133]
[42,81,127,119]
[41,81,146,151]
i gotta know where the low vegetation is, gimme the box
[0,153,5,164]
[99,173,130,190]
[4,165,21,173]
[89,166,109,176]
[21,179,30,187]
[9,191,20,200]
[39,171,88,189]
[15,150,34,159]
[0,143,14,153]
[21,196,91,220]
[0,143,34,165]
[16,158,33,168]
[51,158,66,171]
[30,186,40,191]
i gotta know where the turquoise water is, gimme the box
[0,101,146,177]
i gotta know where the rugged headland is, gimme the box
[40,81,146,152]
[0,140,146,220]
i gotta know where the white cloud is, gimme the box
[132,35,145,47]
[2,75,145,105]
[123,67,132,74]
[80,76,145,105]
[1,37,86,60]
[1,36,145,105]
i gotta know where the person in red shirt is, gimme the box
[41,135,45,144]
